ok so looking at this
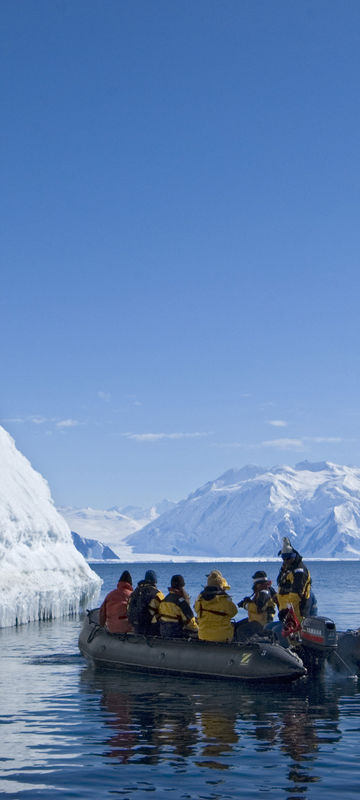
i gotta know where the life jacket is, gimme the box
[194,586,238,642]
[246,584,276,626]
[159,590,198,638]
[277,557,311,621]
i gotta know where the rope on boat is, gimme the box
[332,649,358,680]
[87,624,101,644]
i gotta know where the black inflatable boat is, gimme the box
[79,609,307,683]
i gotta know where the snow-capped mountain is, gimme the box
[60,500,176,559]
[0,426,101,627]
[71,531,119,561]
[125,462,360,559]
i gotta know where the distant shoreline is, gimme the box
[88,555,360,564]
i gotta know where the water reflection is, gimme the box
[80,665,348,796]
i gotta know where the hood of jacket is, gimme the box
[200,585,228,601]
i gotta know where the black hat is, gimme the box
[119,570,132,584]
[170,574,185,589]
[252,570,267,581]
[144,569,157,584]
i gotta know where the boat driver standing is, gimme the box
[276,537,311,623]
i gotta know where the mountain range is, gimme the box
[63,461,360,560]
[60,500,176,559]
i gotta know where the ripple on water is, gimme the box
[1,564,360,798]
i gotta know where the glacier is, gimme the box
[60,500,176,558]
[71,531,119,561]
[125,461,360,559]
[0,426,101,628]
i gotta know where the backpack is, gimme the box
[127,583,155,631]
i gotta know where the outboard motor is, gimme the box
[298,616,337,674]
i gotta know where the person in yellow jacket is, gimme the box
[159,574,198,639]
[235,570,277,640]
[194,570,238,642]
[238,570,277,626]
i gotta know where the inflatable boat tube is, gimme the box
[79,609,306,683]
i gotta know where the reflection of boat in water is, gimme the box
[79,609,306,682]
[78,659,345,777]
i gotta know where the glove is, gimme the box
[238,596,250,608]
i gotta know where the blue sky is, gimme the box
[2,1,360,508]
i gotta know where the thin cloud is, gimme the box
[214,434,347,450]
[56,419,81,428]
[305,436,343,444]
[3,415,53,425]
[124,432,209,442]
[267,420,288,428]
[97,391,112,403]
[261,438,305,450]
[125,394,143,407]
[212,439,303,450]
[3,415,84,430]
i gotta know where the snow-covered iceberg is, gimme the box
[0,426,101,628]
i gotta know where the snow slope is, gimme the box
[0,427,101,627]
[60,500,176,559]
[71,531,119,561]
[126,462,360,559]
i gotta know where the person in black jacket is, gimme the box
[276,537,311,622]
[127,570,164,636]
[159,575,198,639]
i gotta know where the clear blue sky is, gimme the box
[2,1,360,508]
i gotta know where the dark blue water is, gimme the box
[1,561,360,799]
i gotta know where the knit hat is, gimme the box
[206,570,230,590]
[144,569,157,584]
[119,570,132,584]
[279,537,296,559]
[170,574,185,589]
[252,570,268,583]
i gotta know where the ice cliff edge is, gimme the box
[0,426,101,628]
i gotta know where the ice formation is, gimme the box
[0,426,101,628]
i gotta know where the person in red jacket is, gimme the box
[99,570,134,634]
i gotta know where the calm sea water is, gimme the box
[1,560,360,799]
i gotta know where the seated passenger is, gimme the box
[159,574,198,639]
[235,570,277,640]
[127,569,164,636]
[238,570,277,625]
[99,570,134,634]
[194,570,238,642]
